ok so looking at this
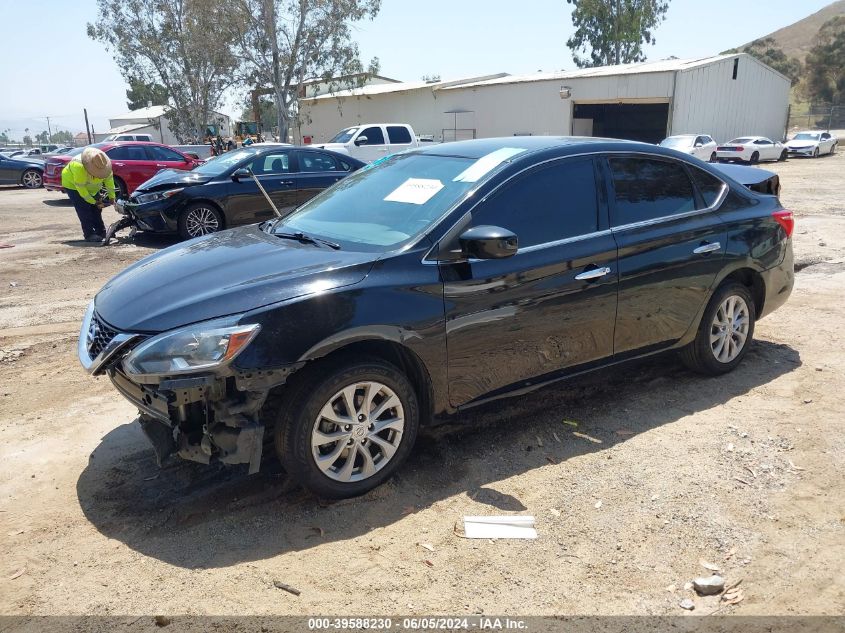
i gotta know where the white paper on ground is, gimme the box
[384,178,444,205]
[463,515,537,539]
[452,147,527,183]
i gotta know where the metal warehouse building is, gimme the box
[299,54,791,145]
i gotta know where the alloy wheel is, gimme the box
[709,295,750,363]
[22,170,42,189]
[310,381,405,483]
[185,207,220,237]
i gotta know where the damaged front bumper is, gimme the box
[78,303,300,474]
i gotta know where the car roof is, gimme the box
[413,136,643,159]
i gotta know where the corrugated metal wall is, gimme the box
[672,56,791,142]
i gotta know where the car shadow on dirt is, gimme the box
[76,339,800,569]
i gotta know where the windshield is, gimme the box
[328,127,359,143]
[191,149,253,176]
[793,133,820,141]
[729,138,753,144]
[660,137,693,148]
[272,151,514,252]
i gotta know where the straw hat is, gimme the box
[81,147,112,179]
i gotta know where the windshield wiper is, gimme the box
[273,230,341,250]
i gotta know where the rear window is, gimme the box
[106,145,149,161]
[387,126,413,144]
[729,138,752,144]
[690,167,726,208]
[609,157,696,226]
[300,151,340,172]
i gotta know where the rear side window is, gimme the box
[358,126,385,145]
[473,158,599,248]
[300,151,340,172]
[387,126,413,144]
[106,145,148,161]
[251,152,290,174]
[609,157,696,226]
[690,168,726,208]
[147,145,185,161]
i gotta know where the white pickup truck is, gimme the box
[314,123,421,162]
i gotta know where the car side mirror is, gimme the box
[232,168,251,181]
[459,225,518,259]
[694,142,703,147]
[354,135,368,146]
[185,152,199,160]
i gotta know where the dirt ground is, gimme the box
[1,149,844,618]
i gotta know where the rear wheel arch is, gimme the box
[721,267,766,317]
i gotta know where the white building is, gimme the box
[100,105,232,144]
[299,54,791,145]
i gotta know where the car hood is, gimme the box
[134,168,212,193]
[785,139,819,148]
[312,143,350,154]
[94,224,379,332]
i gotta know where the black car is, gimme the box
[79,137,794,498]
[120,145,365,239]
[0,152,44,188]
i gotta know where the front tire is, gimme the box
[813,147,820,158]
[779,150,787,161]
[21,169,42,189]
[114,176,128,200]
[274,358,419,498]
[680,282,756,376]
[178,202,223,239]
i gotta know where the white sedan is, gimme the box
[716,136,787,163]
[785,131,837,158]
[659,134,718,161]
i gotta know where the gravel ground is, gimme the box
[0,149,843,617]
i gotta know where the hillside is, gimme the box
[739,0,845,61]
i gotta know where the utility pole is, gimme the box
[45,116,52,141]
[84,108,92,144]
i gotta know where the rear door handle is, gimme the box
[113,162,125,167]
[575,266,612,281]
[155,163,167,167]
[281,180,295,186]
[693,242,721,254]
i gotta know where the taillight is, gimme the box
[773,210,794,238]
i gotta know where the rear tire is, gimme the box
[113,177,128,200]
[21,169,42,189]
[178,202,223,239]
[709,152,716,162]
[680,282,756,376]
[274,358,419,498]
[750,151,760,164]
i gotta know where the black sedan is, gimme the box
[0,152,44,188]
[80,137,794,498]
[120,145,365,239]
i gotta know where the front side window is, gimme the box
[358,126,385,146]
[471,158,599,248]
[148,145,185,161]
[609,156,696,226]
[387,126,413,144]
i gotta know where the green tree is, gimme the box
[0,132,9,144]
[723,38,802,85]
[231,0,381,143]
[88,0,238,143]
[50,130,74,144]
[239,96,278,133]
[125,77,169,110]
[35,131,50,144]
[566,0,670,68]
[804,16,845,104]
[23,135,32,146]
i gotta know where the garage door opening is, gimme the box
[572,102,669,144]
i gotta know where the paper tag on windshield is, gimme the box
[453,147,527,183]
[384,178,444,205]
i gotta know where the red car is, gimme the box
[43,141,201,198]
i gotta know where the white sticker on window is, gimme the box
[452,147,527,183]
[384,178,444,205]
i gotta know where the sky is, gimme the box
[0,0,835,140]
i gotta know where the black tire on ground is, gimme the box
[750,151,760,164]
[709,152,717,162]
[831,143,837,155]
[21,169,42,189]
[274,357,420,499]
[779,150,787,161]
[177,202,224,240]
[113,177,128,200]
[813,147,820,158]
[680,281,756,376]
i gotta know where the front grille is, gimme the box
[87,312,119,359]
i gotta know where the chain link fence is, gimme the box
[787,103,845,131]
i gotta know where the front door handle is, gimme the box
[693,242,721,254]
[281,179,295,186]
[575,266,611,281]
[155,163,167,167]
[113,162,125,167]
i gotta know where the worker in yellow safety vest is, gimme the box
[61,147,116,242]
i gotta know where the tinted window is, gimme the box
[609,157,696,225]
[754,139,772,145]
[106,145,148,161]
[473,159,599,248]
[702,136,713,144]
[358,126,385,145]
[300,151,339,172]
[387,126,413,144]
[690,167,726,208]
[147,145,185,161]
[251,152,290,174]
